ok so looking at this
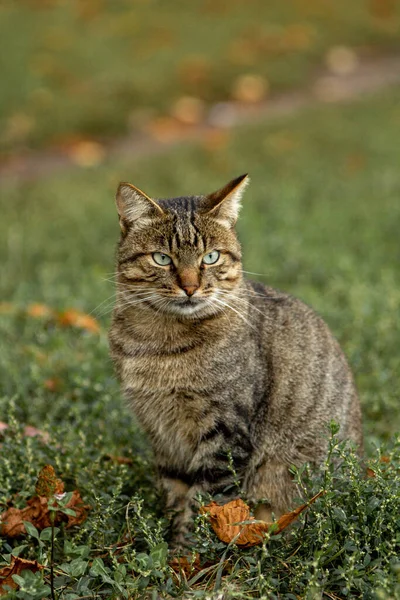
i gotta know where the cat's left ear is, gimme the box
[115,182,164,234]
[202,174,249,228]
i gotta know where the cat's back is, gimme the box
[243,279,363,455]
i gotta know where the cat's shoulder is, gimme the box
[244,279,329,329]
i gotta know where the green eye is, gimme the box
[203,250,220,265]
[152,252,172,266]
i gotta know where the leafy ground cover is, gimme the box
[1,88,400,597]
[1,0,400,157]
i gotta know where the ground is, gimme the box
[1,87,400,598]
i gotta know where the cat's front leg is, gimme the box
[244,460,299,522]
[161,476,201,548]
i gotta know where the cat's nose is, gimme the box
[182,284,199,297]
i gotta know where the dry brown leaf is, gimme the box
[145,117,187,143]
[0,490,90,538]
[366,455,392,478]
[43,378,62,392]
[169,553,201,577]
[0,556,43,595]
[201,491,323,547]
[26,303,54,318]
[105,454,134,465]
[57,309,100,333]
[67,140,106,168]
[170,96,205,126]
[231,74,269,104]
[35,465,64,498]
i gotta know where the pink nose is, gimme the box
[182,284,199,297]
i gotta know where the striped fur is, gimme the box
[109,176,363,545]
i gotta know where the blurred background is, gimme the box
[1,0,400,450]
[1,0,400,161]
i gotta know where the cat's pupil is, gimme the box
[153,252,172,266]
[203,250,220,264]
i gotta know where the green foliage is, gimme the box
[1,89,400,597]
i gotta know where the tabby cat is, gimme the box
[109,174,363,545]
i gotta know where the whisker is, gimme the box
[240,269,271,277]
[218,291,266,318]
[212,297,256,330]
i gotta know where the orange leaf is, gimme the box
[145,116,187,143]
[35,465,64,498]
[26,303,54,318]
[1,486,90,538]
[201,491,323,547]
[0,556,43,595]
[169,553,201,577]
[44,378,62,392]
[57,309,100,333]
[104,454,134,465]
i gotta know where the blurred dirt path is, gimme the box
[1,53,400,183]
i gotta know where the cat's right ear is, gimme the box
[116,183,164,233]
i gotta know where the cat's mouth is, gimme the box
[164,294,212,317]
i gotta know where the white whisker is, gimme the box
[212,296,255,330]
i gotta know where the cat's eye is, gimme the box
[152,252,172,266]
[202,250,220,265]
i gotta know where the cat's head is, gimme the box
[114,174,249,319]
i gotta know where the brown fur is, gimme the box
[109,175,363,545]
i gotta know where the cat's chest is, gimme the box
[133,387,216,467]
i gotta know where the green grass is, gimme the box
[1,88,400,598]
[1,0,400,156]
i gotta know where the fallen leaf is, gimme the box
[26,303,54,318]
[145,117,187,143]
[0,556,43,595]
[367,455,392,477]
[231,74,269,104]
[201,491,323,547]
[57,309,100,333]
[169,553,201,577]
[105,454,134,465]
[1,491,90,537]
[44,378,62,392]
[35,465,64,498]
[67,141,106,168]
[170,96,205,125]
